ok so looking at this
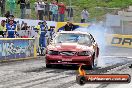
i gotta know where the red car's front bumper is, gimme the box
[46,55,93,66]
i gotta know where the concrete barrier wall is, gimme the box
[0,38,37,62]
[106,34,132,48]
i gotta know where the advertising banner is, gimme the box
[106,34,132,48]
[0,38,36,61]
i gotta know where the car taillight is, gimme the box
[48,50,59,55]
[78,51,91,56]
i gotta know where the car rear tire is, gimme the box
[88,55,95,70]
[46,64,52,68]
[88,64,93,70]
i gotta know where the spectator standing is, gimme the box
[16,21,21,31]
[39,21,48,55]
[67,7,73,22]
[48,26,55,40]
[21,23,28,30]
[17,0,26,19]
[6,19,17,38]
[44,0,50,21]
[27,26,32,38]
[27,27,37,38]
[19,23,28,38]
[37,0,45,20]
[58,2,66,22]
[0,0,5,16]
[64,21,74,31]
[7,0,16,15]
[51,2,58,21]
[81,8,89,23]
[34,22,41,33]
[0,20,6,38]
[25,0,31,19]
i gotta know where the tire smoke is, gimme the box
[75,22,108,67]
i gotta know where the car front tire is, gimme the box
[46,64,52,68]
[88,55,95,70]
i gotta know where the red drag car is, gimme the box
[45,31,99,69]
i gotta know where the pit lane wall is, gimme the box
[106,34,132,48]
[0,38,37,62]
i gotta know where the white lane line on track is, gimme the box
[127,57,132,59]
[102,56,132,59]
[101,56,127,58]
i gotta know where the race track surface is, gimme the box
[0,46,132,88]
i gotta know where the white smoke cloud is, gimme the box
[75,22,108,67]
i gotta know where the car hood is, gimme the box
[47,43,94,52]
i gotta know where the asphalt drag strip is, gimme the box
[13,58,131,88]
[0,56,132,88]
[52,61,132,88]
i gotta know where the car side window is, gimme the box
[89,34,95,43]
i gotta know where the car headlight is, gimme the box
[48,50,59,55]
[78,51,91,56]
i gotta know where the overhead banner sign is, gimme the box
[106,34,132,48]
[0,38,36,61]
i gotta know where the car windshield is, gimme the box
[54,33,92,45]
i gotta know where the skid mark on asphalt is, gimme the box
[23,66,50,73]
[3,69,75,88]
[51,62,132,88]
[30,75,76,88]
[22,75,71,88]
[0,56,132,88]
[54,81,76,88]
[23,62,130,88]
[0,72,27,84]
[3,74,58,88]
[96,84,109,88]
